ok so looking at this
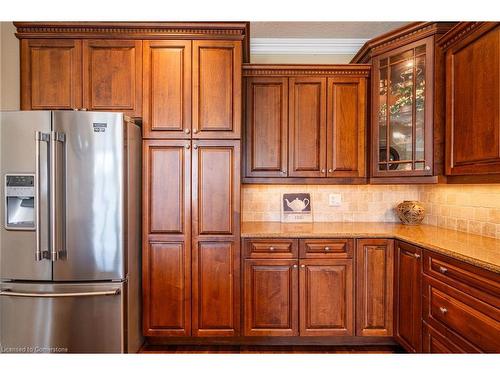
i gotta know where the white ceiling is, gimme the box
[250,22,409,39]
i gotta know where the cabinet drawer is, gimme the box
[423,250,500,307]
[299,239,353,258]
[244,239,298,259]
[422,322,469,353]
[424,277,500,352]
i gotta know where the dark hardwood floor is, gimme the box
[140,345,403,354]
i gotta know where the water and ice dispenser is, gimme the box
[4,174,35,230]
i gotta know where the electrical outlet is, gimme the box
[329,193,342,207]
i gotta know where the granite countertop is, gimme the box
[241,221,500,273]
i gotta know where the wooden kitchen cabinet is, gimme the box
[352,22,456,183]
[356,239,394,336]
[394,241,422,353]
[142,140,191,336]
[242,65,370,184]
[299,259,354,336]
[192,40,242,139]
[20,39,82,110]
[440,22,500,180]
[244,259,299,336]
[142,40,192,139]
[82,40,142,116]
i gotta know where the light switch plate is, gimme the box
[329,193,342,207]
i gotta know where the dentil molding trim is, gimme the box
[250,38,368,55]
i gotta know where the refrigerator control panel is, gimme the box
[5,174,35,230]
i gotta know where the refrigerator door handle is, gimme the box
[0,288,120,298]
[35,131,50,261]
[50,131,66,262]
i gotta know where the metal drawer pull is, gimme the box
[0,289,120,298]
[324,247,331,251]
[414,253,421,259]
[293,264,298,269]
[439,266,448,274]
[301,264,305,268]
[269,246,275,251]
[439,307,448,314]
[184,128,190,134]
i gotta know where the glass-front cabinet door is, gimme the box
[372,37,434,178]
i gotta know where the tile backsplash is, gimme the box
[242,184,500,239]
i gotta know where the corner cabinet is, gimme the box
[439,22,500,181]
[352,22,456,183]
[243,65,370,184]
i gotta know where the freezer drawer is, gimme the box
[0,281,125,353]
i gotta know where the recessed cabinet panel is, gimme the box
[83,40,142,116]
[144,242,190,336]
[356,239,394,336]
[245,77,288,177]
[299,259,354,336]
[288,77,327,177]
[244,259,298,336]
[192,241,239,336]
[192,140,240,237]
[193,41,241,138]
[327,78,366,177]
[143,40,192,138]
[21,39,82,110]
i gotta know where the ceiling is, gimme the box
[250,22,410,39]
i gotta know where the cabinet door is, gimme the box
[327,77,367,178]
[83,40,142,116]
[299,259,354,336]
[191,140,240,336]
[446,24,500,175]
[288,77,327,177]
[142,40,192,139]
[245,77,288,177]
[142,140,191,336]
[20,39,82,110]
[372,37,434,177]
[192,40,241,139]
[244,259,299,336]
[394,241,422,352]
[356,239,394,336]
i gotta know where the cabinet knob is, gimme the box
[425,166,431,171]
[185,144,190,149]
[321,169,326,173]
[281,170,287,174]
[328,169,333,173]
[324,247,331,251]
[193,129,199,134]
[414,253,421,259]
[439,266,448,274]
[301,264,305,268]
[439,307,448,314]
[193,144,198,150]
[184,129,190,134]
[293,264,298,269]
[269,247,275,251]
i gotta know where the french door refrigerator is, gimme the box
[0,111,142,353]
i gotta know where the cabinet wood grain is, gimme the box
[356,239,394,336]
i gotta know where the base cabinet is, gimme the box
[356,239,394,336]
[394,241,422,352]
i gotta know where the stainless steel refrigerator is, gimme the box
[0,111,142,353]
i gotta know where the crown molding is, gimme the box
[250,38,368,55]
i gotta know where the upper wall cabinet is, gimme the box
[352,22,456,183]
[16,22,249,126]
[243,65,370,184]
[439,22,500,182]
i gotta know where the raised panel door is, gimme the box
[244,259,299,336]
[143,242,190,336]
[192,240,240,336]
[394,241,422,352]
[299,259,354,336]
[21,39,82,110]
[356,239,394,336]
[192,140,240,238]
[288,77,327,177]
[192,40,241,139]
[143,40,192,139]
[245,77,288,177]
[83,40,142,116]
[327,77,367,178]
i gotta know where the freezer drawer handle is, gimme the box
[0,289,120,298]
